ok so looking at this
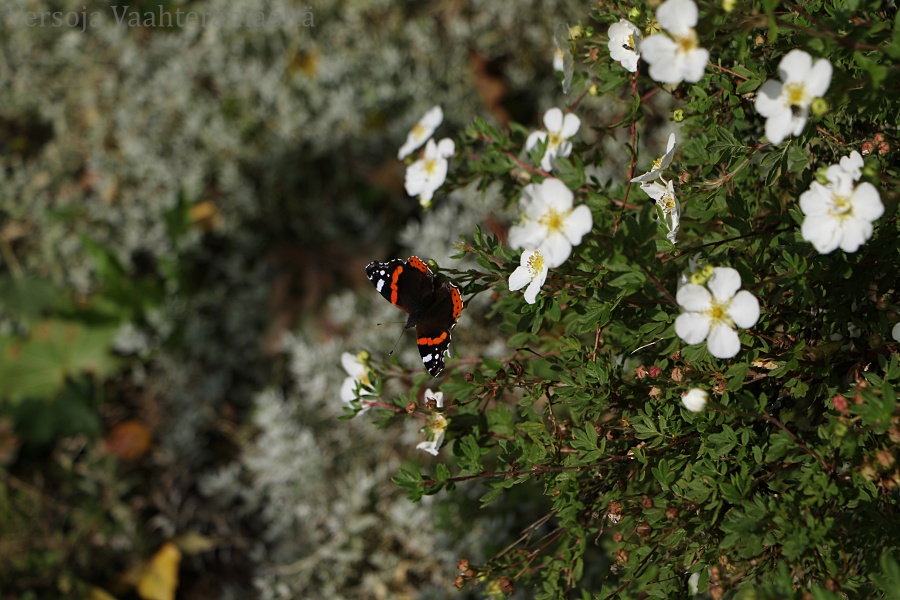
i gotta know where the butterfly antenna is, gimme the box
[388,329,406,356]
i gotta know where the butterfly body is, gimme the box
[365,256,462,376]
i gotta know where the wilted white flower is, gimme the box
[508,178,593,268]
[553,23,575,94]
[416,413,447,456]
[509,249,549,304]
[404,137,455,208]
[340,351,374,408]
[675,267,760,359]
[639,0,709,84]
[681,388,708,412]
[754,49,832,144]
[398,105,443,159]
[799,154,883,254]
[424,388,444,408]
[525,108,581,172]
[631,133,677,183]
[608,19,642,72]
[640,178,680,244]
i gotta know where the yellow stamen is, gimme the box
[540,208,565,233]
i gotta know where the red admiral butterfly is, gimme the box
[366,256,463,377]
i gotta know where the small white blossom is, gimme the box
[640,179,680,244]
[553,23,575,94]
[526,108,581,172]
[424,388,444,409]
[509,249,549,304]
[755,50,832,144]
[508,178,593,268]
[799,154,883,254]
[675,267,760,359]
[681,388,708,412]
[631,133,677,183]
[340,351,374,408]
[640,0,709,84]
[892,323,900,343]
[608,19,642,73]
[398,105,443,160]
[416,413,447,456]
[404,137,455,208]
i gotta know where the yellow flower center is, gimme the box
[527,251,545,276]
[830,193,852,216]
[706,300,732,327]
[547,131,562,149]
[625,34,635,50]
[658,190,676,212]
[424,157,438,175]
[784,82,807,109]
[411,123,426,140]
[674,29,699,54]
[540,208,565,233]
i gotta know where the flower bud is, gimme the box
[810,97,828,116]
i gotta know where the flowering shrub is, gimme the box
[347,0,900,597]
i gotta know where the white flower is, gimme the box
[398,105,443,160]
[553,23,575,94]
[525,108,581,172]
[892,323,900,343]
[799,157,883,254]
[608,19,642,73]
[755,50,832,144]
[681,388,708,412]
[675,267,760,359]
[404,137,455,208]
[640,0,709,84]
[509,249,550,304]
[424,388,444,409]
[340,351,374,408]
[508,178,593,268]
[416,413,447,456]
[631,133,677,183]
[640,179,680,244]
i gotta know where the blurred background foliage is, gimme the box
[0,0,585,597]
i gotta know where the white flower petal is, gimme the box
[508,220,548,250]
[561,204,593,245]
[763,106,795,144]
[805,58,833,97]
[657,0,698,35]
[837,218,873,253]
[754,79,785,118]
[340,376,357,403]
[523,274,546,304]
[850,182,884,221]
[706,267,742,303]
[707,323,741,359]
[397,105,443,159]
[728,290,760,328]
[840,151,864,181]
[540,233,574,268]
[508,265,532,291]
[526,131,547,151]
[341,352,365,378]
[677,283,712,312]
[540,178,575,211]
[543,107,564,132]
[779,49,813,83]
[798,183,832,216]
[801,214,842,254]
[675,311,711,345]
[436,138,455,157]
[682,47,710,83]
[892,323,900,343]
[560,113,581,138]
